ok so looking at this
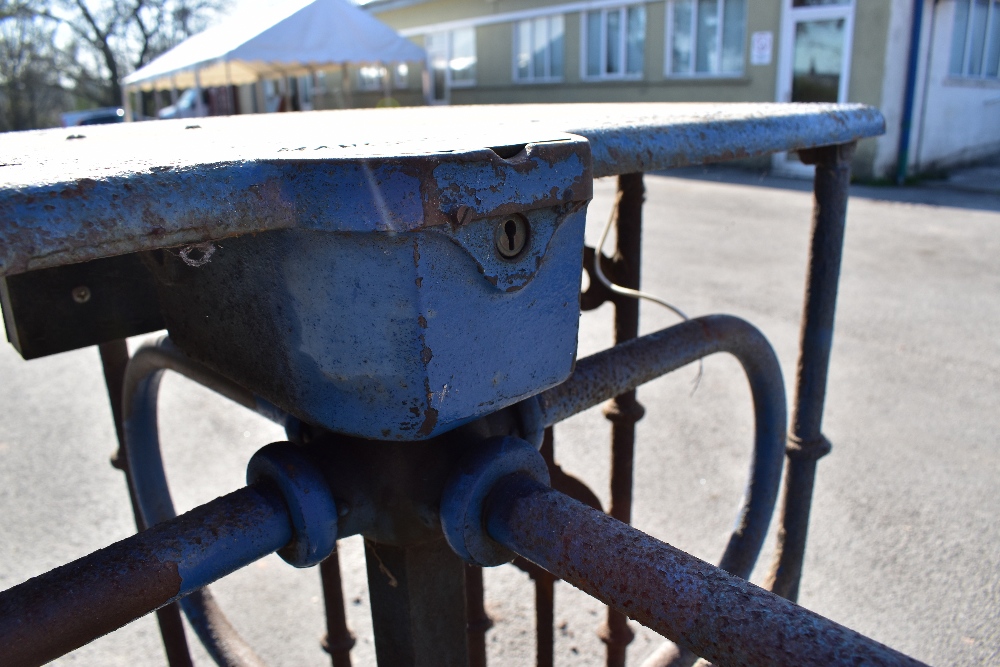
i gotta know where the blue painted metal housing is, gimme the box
[0,104,885,440]
[146,138,592,440]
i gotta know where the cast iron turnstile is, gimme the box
[0,104,923,666]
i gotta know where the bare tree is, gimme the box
[0,0,225,130]
[0,10,69,131]
[52,0,227,106]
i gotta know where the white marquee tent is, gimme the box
[122,0,424,97]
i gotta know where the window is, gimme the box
[667,0,747,76]
[950,0,1000,79]
[583,5,646,79]
[450,27,477,86]
[427,27,477,89]
[515,15,565,82]
[358,65,387,92]
[394,63,410,89]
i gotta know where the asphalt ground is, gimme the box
[1,170,998,666]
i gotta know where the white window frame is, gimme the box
[513,14,566,84]
[664,0,747,78]
[579,4,646,81]
[776,0,855,104]
[447,27,477,88]
[950,0,1000,81]
[393,62,410,89]
[357,64,387,92]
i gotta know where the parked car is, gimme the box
[158,88,209,120]
[61,107,125,127]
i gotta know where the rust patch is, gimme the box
[0,541,182,666]
[417,406,439,437]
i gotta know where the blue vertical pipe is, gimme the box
[896,0,926,185]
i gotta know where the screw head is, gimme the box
[494,216,528,258]
[71,286,91,304]
[455,205,474,226]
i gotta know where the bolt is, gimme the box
[455,206,475,226]
[495,216,528,258]
[71,286,91,304]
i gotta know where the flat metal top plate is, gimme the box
[0,103,883,276]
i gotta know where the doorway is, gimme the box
[774,0,856,175]
[425,32,450,105]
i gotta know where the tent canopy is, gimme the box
[123,0,424,92]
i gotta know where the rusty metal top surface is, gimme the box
[0,103,884,276]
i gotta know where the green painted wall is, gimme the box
[846,1,892,179]
[378,0,589,31]
[371,0,891,176]
[377,1,785,104]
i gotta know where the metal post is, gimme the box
[601,172,645,667]
[98,340,193,667]
[464,564,491,667]
[765,142,856,601]
[320,547,356,667]
[534,427,557,667]
[365,537,470,667]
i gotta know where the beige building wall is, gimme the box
[371,0,903,178]
[847,1,894,179]
[377,0,785,106]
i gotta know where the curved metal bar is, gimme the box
[123,336,289,667]
[536,314,786,579]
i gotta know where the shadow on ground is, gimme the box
[659,164,1000,214]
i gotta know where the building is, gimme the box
[361,0,1000,180]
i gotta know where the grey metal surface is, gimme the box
[0,103,883,277]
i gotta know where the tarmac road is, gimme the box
[1,170,998,666]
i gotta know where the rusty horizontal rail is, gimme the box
[0,485,290,667]
[484,474,928,667]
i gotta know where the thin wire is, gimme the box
[594,190,704,394]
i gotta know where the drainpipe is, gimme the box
[896,0,926,185]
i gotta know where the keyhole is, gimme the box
[495,215,528,258]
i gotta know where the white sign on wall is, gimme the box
[751,31,773,66]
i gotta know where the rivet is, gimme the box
[72,286,91,304]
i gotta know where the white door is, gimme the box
[774,0,856,175]
[426,32,450,105]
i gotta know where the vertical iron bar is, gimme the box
[765,143,856,601]
[534,572,555,667]
[464,564,491,667]
[320,546,355,667]
[601,173,645,667]
[365,537,470,667]
[535,427,557,667]
[98,340,193,667]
